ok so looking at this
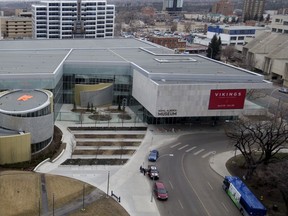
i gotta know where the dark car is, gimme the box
[278,87,288,94]
[148,150,159,162]
[153,181,168,200]
[147,165,159,180]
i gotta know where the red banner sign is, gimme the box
[208,89,246,110]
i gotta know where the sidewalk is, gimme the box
[35,119,233,216]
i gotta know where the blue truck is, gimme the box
[223,176,267,216]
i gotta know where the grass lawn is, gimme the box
[69,196,129,216]
[0,171,40,216]
[0,171,129,216]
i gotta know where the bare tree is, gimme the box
[225,112,288,177]
[183,21,192,33]
[225,119,260,178]
[246,89,267,101]
[222,45,235,62]
[170,22,178,32]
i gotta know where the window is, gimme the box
[277,29,283,33]
[238,36,244,40]
[230,36,236,40]
[49,3,59,6]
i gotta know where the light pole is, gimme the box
[52,193,55,216]
[107,171,110,198]
[81,184,85,211]
[150,153,173,202]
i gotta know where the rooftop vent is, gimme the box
[154,57,197,63]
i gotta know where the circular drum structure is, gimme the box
[0,89,54,164]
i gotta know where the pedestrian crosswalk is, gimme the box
[170,142,182,148]
[170,142,216,158]
[178,144,188,150]
[185,146,196,152]
[193,149,205,155]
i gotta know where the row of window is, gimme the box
[36,21,114,26]
[230,42,244,45]
[49,2,106,7]
[37,15,113,20]
[31,137,52,154]
[6,25,31,28]
[38,27,114,33]
[230,36,245,40]
[7,105,51,118]
[271,28,288,34]
[37,8,113,13]
[36,32,113,36]
[228,29,255,35]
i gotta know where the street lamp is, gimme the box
[107,171,110,198]
[150,153,173,202]
[81,184,85,211]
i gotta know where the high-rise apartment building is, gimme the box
[163,0,183,14]
[212,0,234,16]
[32,0,115,39]
[243,0,265,21]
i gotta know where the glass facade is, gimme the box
[62,62,132,105]
[51,76,63,119]
[63,73,132,106]
[31,137,53,153]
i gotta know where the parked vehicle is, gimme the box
[278,87,288,94]
[148,150,159,162]
[153,181,168,200]
[147,165,159,180]
[223,176,267,216]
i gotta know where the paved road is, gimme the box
[151,130,241,216]
[38,123,240,216]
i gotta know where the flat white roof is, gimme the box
[0,38,270,86]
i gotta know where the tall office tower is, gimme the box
[163,0,183,14]
[212,0,234,16]
[243,0,265,21]
[32,0,115,39]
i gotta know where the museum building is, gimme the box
[0,38,272,163]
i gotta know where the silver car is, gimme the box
[147,165,159,180]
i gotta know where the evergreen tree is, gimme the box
[217,37,222,60]
[207,34,221,60]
